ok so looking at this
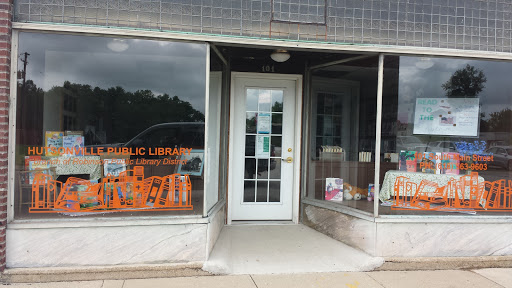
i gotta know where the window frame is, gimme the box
[301,52,512,222]
[7,30,215,223]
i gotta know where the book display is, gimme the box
[368,184,375,201]
[399,151,417,172]
[103,158,128,177]
[442,152,460,175]
[421,152,441,174]
[384,153,399,163]
[325,178,343,202]
[313,145,377,202]
[22,127,197,215]
[62,135,84,156]
[359,152,372,162]
[319,146,345,161]
[24,156,41,170]
[395,150,463,176]
[25,156,49,184]
[45,131,63,156]
[316,146,344,201]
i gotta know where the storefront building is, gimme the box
[0,0,512,271]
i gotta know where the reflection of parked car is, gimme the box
[396,136,428,152]
[126,122,204,149]
[485,146,512,170]
[89,122,205,158]
[489,140,506,148]
[425,141,458,153]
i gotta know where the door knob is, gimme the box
[282,157,293,163]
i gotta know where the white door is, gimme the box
[229,73,301,221]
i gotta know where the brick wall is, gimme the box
[0,0,11,272]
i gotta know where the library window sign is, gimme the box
[25,144,202,214]
[381,145,511,213]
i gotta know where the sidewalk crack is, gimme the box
[365,272,387,288]
[470,270,506,288]
[250,275,259,288]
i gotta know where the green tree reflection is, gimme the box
[16,80,45,145]
[485,108,512,132]
[19,80,205,145]
[442,64,487,98]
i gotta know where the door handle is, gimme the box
[282,157,293,163]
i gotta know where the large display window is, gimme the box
[379,55,512,216]
[206,46,228,213]
[14,32,208,219]
[305,56,379,214]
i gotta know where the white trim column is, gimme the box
[373,54,384,218]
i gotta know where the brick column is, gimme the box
[0,0,12,272]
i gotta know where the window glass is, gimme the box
[306,56,379,213]
[15,32,207,219]
[380,55,512,215]
[205,47,226,212]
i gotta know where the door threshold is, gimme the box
[229,220,296,226]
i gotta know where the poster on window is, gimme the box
[257,113,271,134]
[103,159,127,177]
[413,98,479,136]
[256,135,270,158]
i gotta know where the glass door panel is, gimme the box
[243,89,283,203]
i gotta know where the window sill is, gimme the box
[375,214,512,224]
[301,198,375,221]
[302,198,512,224]
[8,214,208,229]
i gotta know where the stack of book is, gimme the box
[319,146,345,161]
[359,152,372,162]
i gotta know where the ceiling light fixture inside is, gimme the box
[415,57,434,69]
[107,39,129,52]
[270,49,291,62]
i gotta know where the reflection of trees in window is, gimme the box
[442,64,487,98]
[482,108,512,132]
[246,115,257,133]
[18,79,205,145]
[17,80,44,145]
[272,101,283,112]
[442,65,490,136]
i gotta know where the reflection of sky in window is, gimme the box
[258,90,272,112]
[246,89,259,111]
[272,90,283,103]
[247,89,284,113]
[398,56,512,124]
[259,90,271,103]
[19,32,207,113]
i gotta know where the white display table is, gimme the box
[49,156,102,180]
[379,170,485,202]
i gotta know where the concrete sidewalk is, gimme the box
[1,269,511,288]
[204,224,384,274]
